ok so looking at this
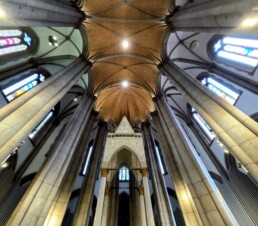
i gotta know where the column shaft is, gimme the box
[156,97,237,226]
[143,124,176,226]
[1,0,84,26]
[0,58,90,165]
[93,173,107,226]
[154,112,200,226]
[168,0,258,35]
[44,113,96,225]
[72,124,107,226]
[159,61,258,184]
[142,174,155,226]
[6,94,94,225]
[139,187,147,226]
[101,189,109,226]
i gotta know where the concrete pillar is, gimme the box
[139,186,147,226]
[0,0,85,26]
[142,123,176,226]
[43,113,97,226]
[72,123,107,226]
[155,96,237,226]
[0,58,91,165]
[141,168,155,226]
[159,61,258,185]
[93,168,109,226]
[6,94,95,225]
[101,187,110,226]
[167,0,258,35]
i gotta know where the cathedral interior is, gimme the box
[0,0,258,225]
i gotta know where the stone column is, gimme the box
[93,168,109,226]
[1,0,85,26]
[155,96,237,226]
[72,123,107,226]
[167,0,258,35]
[0,58,91,165]
[43,113,97,226]
[139,186,147,226]
[141,168,155,226]
[159,61,258,184]
[142,123,176,226]
[6,94,95,225]
[101,187,110,226]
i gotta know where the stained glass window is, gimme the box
[1,70,48,102]
[191,107,215,141]
[0,28,38,63]
[201,76,240,105]
[119,166,130,181]
[209,35,258,73]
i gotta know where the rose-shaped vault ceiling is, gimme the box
[81,0,171,125]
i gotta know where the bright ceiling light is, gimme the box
[0,9,5,17]
[122,39,129,49]
[122,80,128,88]
[242,18,258,27]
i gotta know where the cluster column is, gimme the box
[159,61,258,184]
[6,94,95,225]
[142,123,176,226]
[72,123,107,225]
[0,58,91,165]
[167,0,258,35]
[1,0,85,26]
[155,96,237,226]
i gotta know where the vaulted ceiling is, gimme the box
[81,0,171,125]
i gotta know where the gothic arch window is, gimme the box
[0,68,50,103]
[119,166,130,181]
[208,35,258,74]
[197,73,241,105]
[0,28,39,64]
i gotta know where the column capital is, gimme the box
[140,168,148,177]
[101,168,109,177]
[138,186,144,195]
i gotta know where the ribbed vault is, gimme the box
[81,0,170,125]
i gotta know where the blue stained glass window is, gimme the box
[201,77,240,105]
[119,166,130,181]
[209,35,258,73]
[1,72,47,102]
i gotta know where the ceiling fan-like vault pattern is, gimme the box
[81,0,170,125]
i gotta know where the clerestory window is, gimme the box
[0,28,39,64]
[208,35,258,74]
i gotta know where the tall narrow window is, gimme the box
[154,141,167,175]
[0,69,50,102]
[29,109,54,139]
[208,35,258,73]
[119,166,130,181]
[200,76,241,105]
[191,107,215,142]
[80,142,94,176]
[0,28,39,63]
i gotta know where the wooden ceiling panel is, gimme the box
[82,0,169,125]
